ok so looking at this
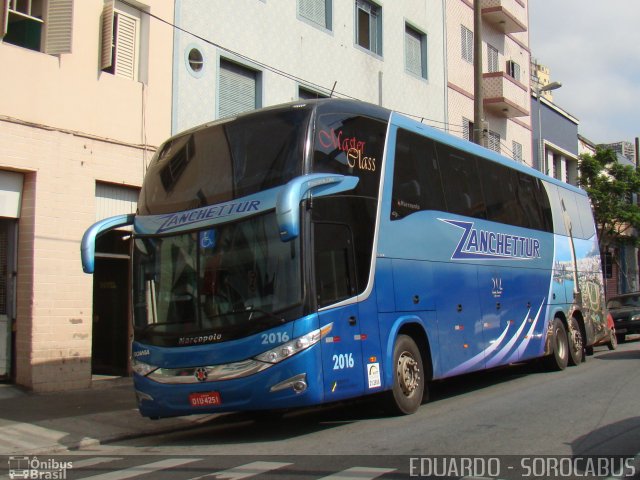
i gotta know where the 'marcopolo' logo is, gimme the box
[441,219,541,260]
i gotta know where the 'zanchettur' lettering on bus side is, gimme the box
[158,200,261,233]
[441,219,541,260]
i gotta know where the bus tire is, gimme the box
[567,317,584,366]
[384,334,424,415]
[607,328,618,350]
[543,317,569,371]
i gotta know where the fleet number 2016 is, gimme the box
[261,332,290,344]
[333,353,355,370]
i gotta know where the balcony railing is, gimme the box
[481,0,527,34]
[482,72,529,118]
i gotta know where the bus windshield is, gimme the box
[138,107,311,215]
[132,212,302,347]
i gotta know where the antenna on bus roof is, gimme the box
[330,81,337,98]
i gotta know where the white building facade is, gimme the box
[172,0,447,134]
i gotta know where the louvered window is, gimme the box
[1,0,73,53]
[101,0,139,81]
[487,44,498,73]
[462,117,474,142]
[218,59,260,119]
[461,25,473,63]
[488,130,501,153]
[512,141,523,162]
[405,24,426,79]
[507,60,521,82]
[298,0,331,30]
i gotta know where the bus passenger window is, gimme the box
[437,145,486,219]
[391,129,444,220]
[313,222,357,308]
[480,160,525,227]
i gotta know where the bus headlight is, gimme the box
[132,359,158,377]
[253,323,332,364]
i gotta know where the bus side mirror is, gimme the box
[276,174,359,241]
[81,214,135,273]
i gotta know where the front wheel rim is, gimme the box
[397,351,420,396]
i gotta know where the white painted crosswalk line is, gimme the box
[317,466,396,480]
[76,458,201,480]
[191,461,293,480]
[72,457,123,469]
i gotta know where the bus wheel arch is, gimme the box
[383,322,433,415]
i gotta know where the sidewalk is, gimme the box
[0,377,216,455]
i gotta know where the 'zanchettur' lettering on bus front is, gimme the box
[158,200,261,233]
[441,219,541,260]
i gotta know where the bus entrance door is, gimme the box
[314,221,365,402]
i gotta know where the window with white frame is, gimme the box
[355,0,382,55]
[1,0,73,54]
[461,25,473,63]
[298,0,331,30]
[507,60,521,82]
[487,44,498,73]
[219,59,261,119]
[488,130,500,153]
[512,141,523,162]
[405,24,427,79]
[100,0,142,81]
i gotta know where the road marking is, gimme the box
[72,457,123,469]
[317,466,396,479]
[76,458,201,480]
[192,461,292,480]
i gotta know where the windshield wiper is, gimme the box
[241,305,286,324]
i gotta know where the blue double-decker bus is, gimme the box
[81,99,607,417]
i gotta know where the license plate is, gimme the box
[189,391,221,407]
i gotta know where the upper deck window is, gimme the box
[139,107,312,215]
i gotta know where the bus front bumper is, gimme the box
[133,346,324,419]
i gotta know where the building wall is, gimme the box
[531,95,579,183]
[445,0,533,166]
[0,0,173,391]
[172,0,447,133]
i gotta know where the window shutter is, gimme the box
[298,0,326,28]
[487,45,498,73]
[100,0,115,70]
[405,27,422,77]
[113,11,138,80]
[219,60,257,119]
[44,0,74,54]
[1,0,8,38]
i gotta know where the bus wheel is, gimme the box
[543,317,569,371]
[607,328,618,351]
[385,334,424,415]
[567,317,584,366]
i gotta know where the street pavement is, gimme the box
[0,376,215,455]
